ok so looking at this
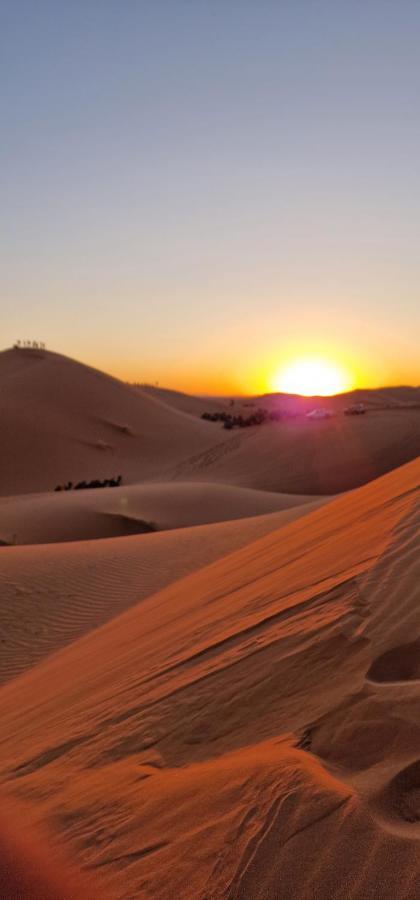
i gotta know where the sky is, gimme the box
[1,0,419,394]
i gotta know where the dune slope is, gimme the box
[171,408,420,493]
[0,481,321,546]
[139,384,229,418]
[0,348,221,496]
[0,459,418,898]
[0,500,323,685]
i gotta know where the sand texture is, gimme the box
[0,482,323,546]
[0,460,418,898]
[0,348,419,898]
[0,502,324,685]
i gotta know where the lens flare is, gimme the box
[271,358,353,396]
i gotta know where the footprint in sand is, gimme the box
[367,639,420,683]
[380,760,420,825]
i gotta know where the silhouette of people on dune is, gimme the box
[54,476,122,492]
[13,340,46,350]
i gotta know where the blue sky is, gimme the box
[2,1,419,392]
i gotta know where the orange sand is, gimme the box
[0,460,418,897]
[0,348,419,898]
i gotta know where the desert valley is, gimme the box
[0,344,419,897]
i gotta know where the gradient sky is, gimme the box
[2,1,419,394]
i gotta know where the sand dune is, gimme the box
[0,481,320,546]
[145,383,420,417]
[0,500,323,685]
[259,384,420,413]
[0,348,222,496]
[170,407,420,493]
[0,459,418,898]
[0,810,110,898]
[1,345,419,897]
[1,349,418,500]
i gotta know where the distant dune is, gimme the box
[144,382,420,415]
[139,383,230,418]
[260,384,420,412]
[169,407,420,493]
[0,459,418,898]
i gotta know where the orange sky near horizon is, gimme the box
[4,328,419,398]
[101,333,419,397]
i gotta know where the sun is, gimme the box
[271,357,352,396]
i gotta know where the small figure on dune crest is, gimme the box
[14,339,46,350]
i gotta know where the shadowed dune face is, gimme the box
[0,460,418,898]
[382,760,420,824]
[367,640,420,683]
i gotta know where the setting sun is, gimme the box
[271,357,353,396]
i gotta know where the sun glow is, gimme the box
[271,357,353,396]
